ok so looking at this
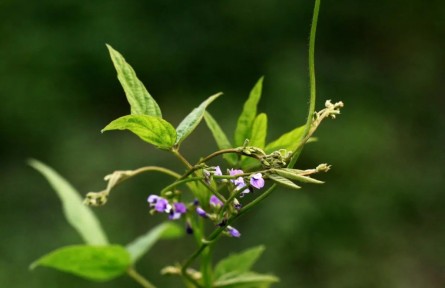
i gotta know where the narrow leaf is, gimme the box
[106,44,162,117]
[28,159,108,245]
[274,168,324,184]
[175,92,222,146]
[102,115,176,150]
[126,222,184,264]
[234,77,264,147]
[31,245,130,281]
[264,125,305,154]
[204,112,237,165]
[267,174,301,190]
[214,246,265,280]
[214,272,279,287]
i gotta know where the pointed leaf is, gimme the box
[204,112,237,165]
[175,92,222,146]
[249,113,267,149]
[30,245,130,281]
[234,77,264,147]
[267,174,301,190]
[214,246,265,280]
[106,44,162,117]
[214,272,279,287]
[126,222,184,264]
[265,125,305,154]
[274,168,324,184]
[28,159,108,245]
[102,115,176,150]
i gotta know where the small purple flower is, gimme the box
[234,177,250,196]
[229,168,244,178]
[227,226,241,238]
[250,173,265,189]
[147,194,160,204]
[196,206,208,218]
[155,198,172,213]
[209,195,223,208]
[169,202,187,220]
[214,166,223,176]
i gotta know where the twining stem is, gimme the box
[127,267,156,288]
[289,0,321,167]
[198,148,240,164]
[131,166,181,179]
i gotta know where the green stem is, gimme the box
[198,148,240,164]
[132,166,181,179]
[289,0,321,167]
[181,184,277,276]
[127,267,156,288]
[201,246,213,288]
[160,176,203,195]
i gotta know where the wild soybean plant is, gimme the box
[29,1,343,287]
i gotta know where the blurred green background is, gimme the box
[1,0,444,287]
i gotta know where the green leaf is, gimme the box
[214,272,279,287]
[214,246,265,280]
[28,159,108,245]
[264,125,305,154]
[274,168,324,184]
[234,77,264,147]
[249,113,267,149]
[267,174,301,190]
[126,222,184,264]
[204,112,237,165]
[102,115,176,150]
[106,44,162,117]
[175,92,222,146]
[30,245,131,281]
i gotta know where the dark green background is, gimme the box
[1,0,444,287]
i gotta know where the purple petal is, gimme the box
[227,226,241,237]
[250,173,265,189]
[147,194,160,204]
[209,195,223,207]
[229,169,244,177]
[174,202,187,214]
[155,198,171,213]
[196,207,208,218]
[214,166,223,176]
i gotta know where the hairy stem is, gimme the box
[289,0,321,167]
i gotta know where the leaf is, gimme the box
[102,114,176,150]
[106,44,162,117]
[214,246,265,280]
[175,92,222,146]
[213,272,279,287]
[28,159,108,245]
[274,168,324,184]
[264,125,305,154]
[204,112,237,165]
[234,77,264,147]
[30,245,130,281]
[267,174,301,190]
[126,222,184,264]
[249,113,267,149]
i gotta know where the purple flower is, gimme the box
[214,166,222,176]
[210,195,223,208]
[227,226,241,238]
[147,194,160,204]
[155,198,172,213]
[169,202,187,220]
[196,206,208,218]
[229,169,244,178]
[250,173,265,189]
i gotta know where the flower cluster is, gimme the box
[147,195,187,220]
[228,168,265,197]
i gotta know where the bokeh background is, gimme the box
[1,0,444,287]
